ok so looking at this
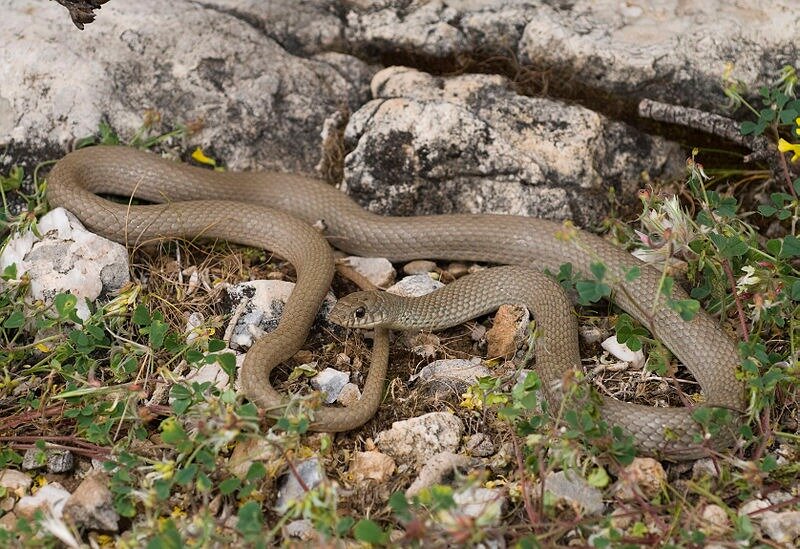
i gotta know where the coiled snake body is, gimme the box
[47,146,744,460]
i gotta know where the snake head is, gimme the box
[328,291,398,329]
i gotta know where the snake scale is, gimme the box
[47,145,744,460]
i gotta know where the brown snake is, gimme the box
[47,145,745,460]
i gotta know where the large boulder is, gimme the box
[0,0,370,171]
[342,67,682,226]
[345,0,798,114]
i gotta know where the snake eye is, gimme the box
[354,306,366,319]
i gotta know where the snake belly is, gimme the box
[46,146,745,460]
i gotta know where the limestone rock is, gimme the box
[452,486,505,524]
[411,358,490,398]
[22,447,74,474]
[310,367,350,404]
[486,305,528,359]
[0,511,16,530]
[739,498,770,516]
[387,274,444,298]
[761,511,800,545]
[403,260,437,276]
[692,458,718,479]
[542,471,604,516]
[0,0,370,172]
[346,1,798,114]
[284,518,317,541]
[405,451,468,497]
[465,433,495,458]
[184,359,233,392]
[375,412,465,470]
[342,256,396,288]
[446,262,469,278]
[203,1,346,56]
[350,450,396,484]
[15,483,71,520]
[602,335,646,369]
[63,472,119,532]
[337,383,362,406]
[275,458,326,513]
[0,208,129,321]
[228,437,281,480]
[225,280,337,351]
[518,1,799,114]
[0,470,33,495]
[614,457,666,501]
[346,1,535,60]
[700,504,730,537]
[343,67,681,226]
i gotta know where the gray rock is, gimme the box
[342,256,396,288]
[375,412,465,470]
[275,458,326,513]
[761,511,800,545]
[346,1,797,114]
[228,437,281,480]
[403,260,437,275]
[284,519,316,541]
[22,447,74,474]
[387,274,445,298]
[470,324,487,341]
[518,1,798,114]
[346,1,534,60]
[446,262,470,278]
[542,470,604,516]
[453,487,505,524]
[406,451,468,497]
[0,208,129,321]
[691,458,719,478]
[337,382,362,406]
[225,280,337,351]
[350,450,396,483]
[343,67,681,226]
[1,0,370,172]
[767,490,794,506]
[411,358,490,398]
[203,1,346,56]
[63,472,119,532]
[700,504,730,537]
[2,497,15,512]
[0,512,16,531]
[184,360,232,392]
[310,367,350,404]
[0,470,33,494]
[15,482,71,520]
[579,326,610,345]
[465,433,495,458]
[739,498,770,516]
[613,457,665,501]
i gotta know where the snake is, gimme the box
[46,145,745,460]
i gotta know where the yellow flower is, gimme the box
[778,138,800,162]
[795,116,800,136]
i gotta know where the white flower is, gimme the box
[634,196,697,267]
[736,265,760,291]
